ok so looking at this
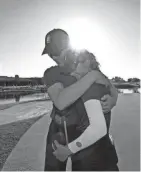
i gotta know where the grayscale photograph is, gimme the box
[0,0,140,171]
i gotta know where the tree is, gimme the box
[128,78,140,83]
[111,77,125,83]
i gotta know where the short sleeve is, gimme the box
[43,66,77,89]
[43,66,61,89]
[82,83,110,103]
[59,74,76,88]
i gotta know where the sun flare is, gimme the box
[55,17,113,76]
[57,17,110,53]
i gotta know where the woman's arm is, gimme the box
[67,99,107,153]
[47,70,108,110]
[109,81,118,107]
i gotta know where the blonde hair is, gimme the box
[60,48,101,72]
[77,50,100,71]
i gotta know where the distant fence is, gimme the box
[0,85,47,99]
[118,88,140,94]
[0,84,140,99]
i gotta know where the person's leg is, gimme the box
[105,164,119,171]
[71,156,99,171]
[72,159,99,171]
[72,155,119,171]
[44,145,67,171]
[44,121,67,171]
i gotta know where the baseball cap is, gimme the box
[42,29,69,56]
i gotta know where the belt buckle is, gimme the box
[55,114,62,125]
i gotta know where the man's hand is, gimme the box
[53,140,72,162]
[100,94,116,113]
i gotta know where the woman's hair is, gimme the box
[59,48,101,72]
[77,50,100,71]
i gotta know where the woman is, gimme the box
[52,49,119,171]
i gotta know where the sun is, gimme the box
[57,17,109,52]
[55,17,112,75]
[67,18,92,50]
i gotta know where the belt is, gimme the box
[54,114,62,125]
[53,114,66,126]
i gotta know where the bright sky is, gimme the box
[0,0,140,80]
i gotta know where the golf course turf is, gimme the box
[0,116,43,170]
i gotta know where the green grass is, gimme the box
[0,94,140,171]
[0,103,15,110]
[0,116,42,170]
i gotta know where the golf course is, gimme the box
[0,93,140,171]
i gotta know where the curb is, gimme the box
[0,98,51,110]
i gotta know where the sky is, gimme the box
[0,0,140,80]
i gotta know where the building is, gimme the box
[0,75,35,86]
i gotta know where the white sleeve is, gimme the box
[68,99,107,154]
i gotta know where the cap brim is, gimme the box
[41,44,50,55]
[42,47,47,55]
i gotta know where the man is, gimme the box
[42,29,118,170]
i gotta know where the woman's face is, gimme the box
[75,56,91,77]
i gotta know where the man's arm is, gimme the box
[68,99,107,154]
[46,70,109,110]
